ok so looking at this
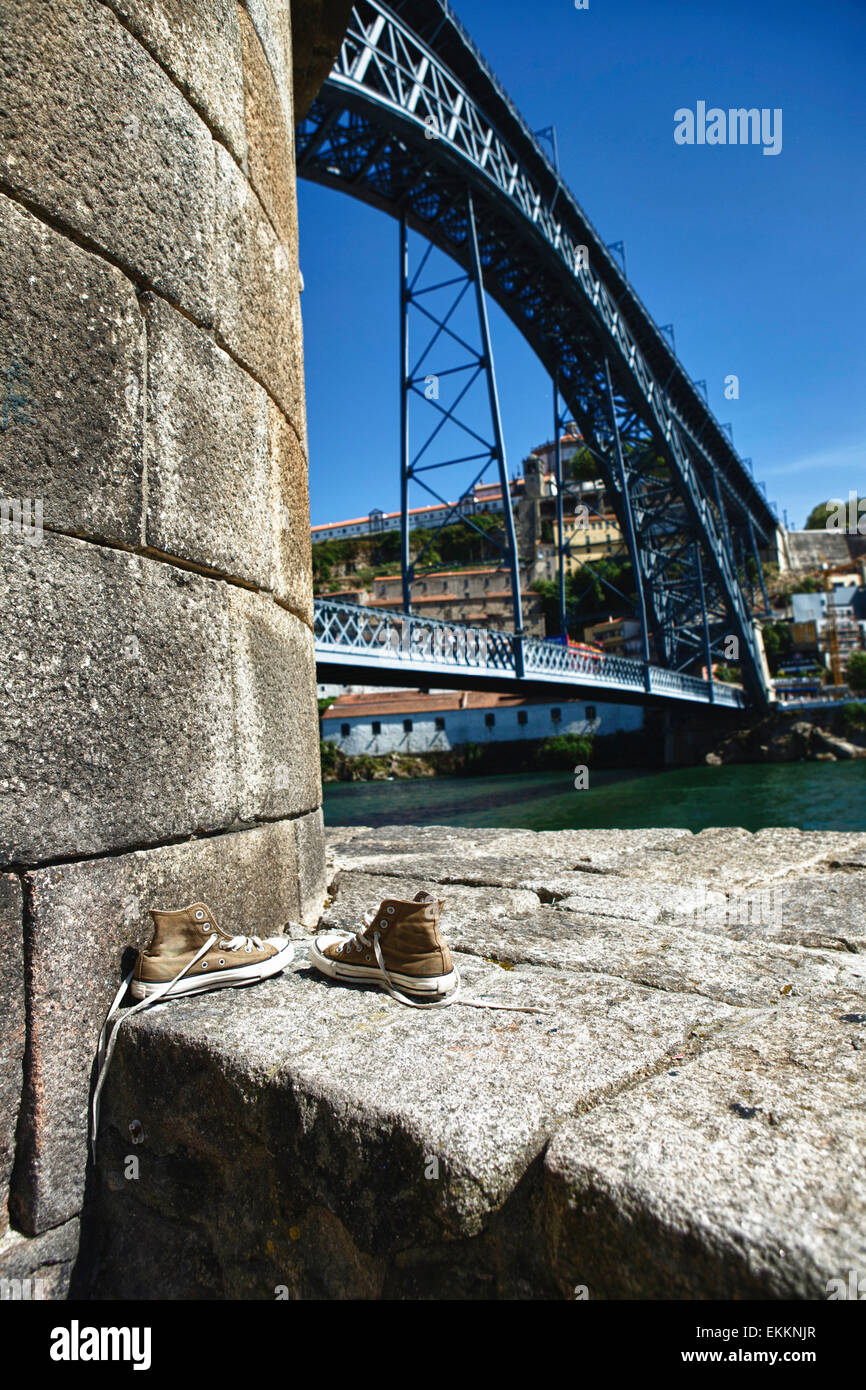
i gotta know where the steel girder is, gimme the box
[297,0,775,707]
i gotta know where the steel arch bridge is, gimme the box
[299,0,779,710]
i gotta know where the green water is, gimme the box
[323,761,866,833]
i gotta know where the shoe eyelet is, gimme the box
[195,910,204,920]
[380,919,387,928]
[201,962,208,970]
[386,906,395,915]
[365,953,371,961]
[219,958,225,966]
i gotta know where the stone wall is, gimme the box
[0,0,332,1295]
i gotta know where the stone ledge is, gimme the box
[76,825,866,1298]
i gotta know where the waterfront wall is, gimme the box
[322,699,645,757]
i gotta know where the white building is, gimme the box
[320,688,643,756]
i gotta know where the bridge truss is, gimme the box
[298,0,779,708]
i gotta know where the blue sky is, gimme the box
[299,0,865,531]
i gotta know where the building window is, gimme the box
[435,717,445,731]
[551,708,562,723]
[403,719,413,732]
[372,721,381,735]
[517,710,528,726]
[341,723,350,737]
[485,712,495,727]
[586,706,596,721]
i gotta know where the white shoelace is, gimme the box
[90,934,218,1162]
[90,930,272,1161]
[333,909,551,1013]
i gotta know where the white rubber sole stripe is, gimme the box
[309,936,456,997]
[130,942,294,999]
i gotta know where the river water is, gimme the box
[323,761,866,834]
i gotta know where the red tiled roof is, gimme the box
[321,688,555,719]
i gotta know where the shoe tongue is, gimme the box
[413,891,436,903]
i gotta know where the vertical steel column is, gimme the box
[747,514,770,614]
[603,356,651,675]
[553,372,567,639]
[399,214,412,614]
[695,541,714,700]
[465,188,524,663]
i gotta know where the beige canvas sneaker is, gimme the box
[310,890,459,1007]
[131,902,293,999]
[91,904,293,1159]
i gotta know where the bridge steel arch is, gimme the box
[297,0,778,708]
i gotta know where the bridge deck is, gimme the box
[314,600,746,708]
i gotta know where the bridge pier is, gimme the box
[0,0,349,1295]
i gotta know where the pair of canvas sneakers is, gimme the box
[91,888,546,1155]
[91,891,455,1156]
[129,890,456,1008]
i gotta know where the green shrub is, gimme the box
[842,702,866,731]
[846,651,866,693]
[319,739,337,774]
[536,733,594,770]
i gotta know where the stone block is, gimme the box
[0,875,24,1234]
[241,0,293,128]
[0,0,216,322]
[294,808,327,926]
[543,1009,866,1299]
[228,589,321,821]
[11,819,301,1234]
[104,0,247,161]
[0,193,145,546]
[0,1218,80,1300]
[214,144,303,429]
[239,4,296,246]
[143,295,273,587]
[79,955,735,1297]
[269,402,313,619]
[0,533,237,864]
[321,870,866,1017]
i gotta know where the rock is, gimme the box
[214,143,303,433]
[813,728,866,760]
[238,5,295,246]
[105,0,248,161]
[227,589,321,822]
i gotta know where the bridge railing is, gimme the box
[314,599,747,708]
[521,635,647,691]
[314,598,515,670]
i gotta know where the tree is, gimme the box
[846,651,866,693]
[760,621,794,676]
[804,497,863,530]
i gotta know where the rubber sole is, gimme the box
[309,933,456,997]
[130,940,294,1000]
